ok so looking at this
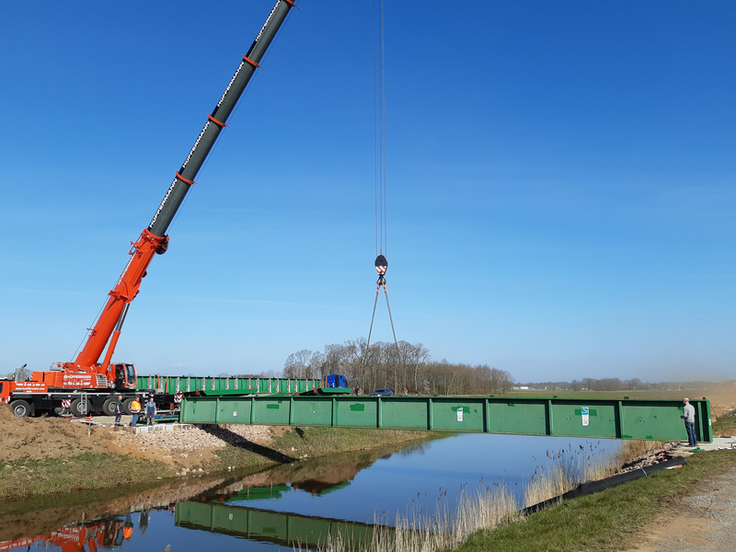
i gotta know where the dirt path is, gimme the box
[624,464,736,552]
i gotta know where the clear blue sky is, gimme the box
[1,1,734,383]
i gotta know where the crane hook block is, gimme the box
[375,255,387,275]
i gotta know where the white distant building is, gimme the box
[512,386,530,390]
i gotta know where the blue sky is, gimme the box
[1,1,734,383]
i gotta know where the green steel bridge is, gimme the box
[176,500,378,548]
[179,395,713,443]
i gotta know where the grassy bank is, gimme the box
[0,426,436,500]
[712,415,736,435]
[450,449,735,552]
[215,426,436,470]
[0,453,173,499]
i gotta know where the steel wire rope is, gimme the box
[373,0,380,257]
[366,0,399,359]
[373,0,388,257]
[71,300,107,362]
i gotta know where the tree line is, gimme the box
[282,338,514,396]
[517,378,730,392]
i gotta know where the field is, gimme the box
[506,385,736,419]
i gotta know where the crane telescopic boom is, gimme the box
[69,0,295,376]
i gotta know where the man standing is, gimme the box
[145,397,157,426]
[682,398,697,447]
[114,395,124,427]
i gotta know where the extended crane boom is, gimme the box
[72,0,295,376]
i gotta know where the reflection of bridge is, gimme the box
[175,501,380,548]
[180,396,712,442]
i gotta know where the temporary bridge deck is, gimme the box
[179,395,713,443]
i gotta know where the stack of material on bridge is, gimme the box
[137,375,328,396]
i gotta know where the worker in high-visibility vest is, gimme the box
[129,398,142,427]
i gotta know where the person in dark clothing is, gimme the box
[145,397,157,426]
[114,395,124,427]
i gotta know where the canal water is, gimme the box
[1,433,621,551]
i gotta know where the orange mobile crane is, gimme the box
[0,0,296,418]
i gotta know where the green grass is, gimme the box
[274,427,437,454]
[712,415,736,436]
[213,426,438,470]
[0,453,175,500]
[446,449,736,552]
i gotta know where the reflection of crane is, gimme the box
[0,517,134,552]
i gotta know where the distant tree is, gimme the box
[476,365,514,394]
[258,369,281,379]
[283,340,517,397]
[284,349,322,379]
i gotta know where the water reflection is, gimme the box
[176,501,379,549]
[0,437,417,551]
[1,434,621,551]
[0,515,135,551]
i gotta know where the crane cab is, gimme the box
[113,363,137,390]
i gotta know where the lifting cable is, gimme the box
[366,0,399,352]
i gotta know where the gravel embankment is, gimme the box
[113,423,274,455]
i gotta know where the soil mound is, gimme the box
[0,405,114,462]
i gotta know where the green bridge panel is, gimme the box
[175,501,377,548]
[252,398,290,425]
[548,402,618,438]
[487,400,548,435]
[179,396,713,443]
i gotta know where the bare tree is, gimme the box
[284,349,320,379]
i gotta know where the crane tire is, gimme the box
[11,399,32,418]
[102,398,118,416]
[70,398,89,418]
[123,397,137,415]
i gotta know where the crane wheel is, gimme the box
[102,398,118,416]
[70,398,89,418]
[10,399,32,418]
[123,397,138,415]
